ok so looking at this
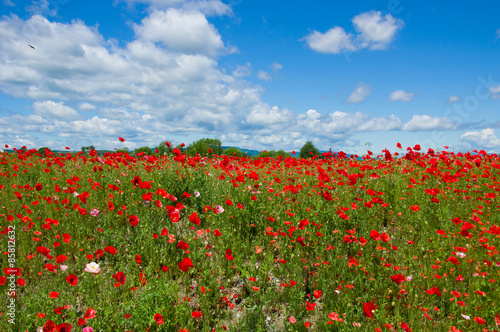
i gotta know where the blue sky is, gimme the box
[1,0,500,154]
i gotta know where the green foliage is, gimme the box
[154,141,174,156]
[274,149,291,158]
[186,138,222,157]
[116,147,129,153]
[223,147,246,158]
[133,146,153,155]
[299,141,320,159]
[81,145,95,154]
[257,149,291,158]
[37,147,51,155]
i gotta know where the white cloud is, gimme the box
[402,115,455,131]
[257,70,271,81]
[256,62,283,81]
[461,128,500,151]
[304,11,403,54]
[489,85,500,99]
[26,0,58,17]
[303,26,357,54]
[232,63,252,78]
[33,101,80,120]
[347,82,371,103]
[245,103,294,125]
[78,102,97,111]
[134,9,225,56]
[352,11,404,50]
[389,89,414,101]
[3,0,15,7]
[448,95,459,103]
[121,0,232,16]
[297,110,401,139]
[496,28,500,39]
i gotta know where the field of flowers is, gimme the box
[1,142,499,332]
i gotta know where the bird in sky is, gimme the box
[28,44,35,49]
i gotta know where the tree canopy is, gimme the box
[186,138,222,157]
[299,141,320,159]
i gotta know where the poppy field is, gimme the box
[1,143,500,332]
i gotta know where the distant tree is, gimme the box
[299,141,320,159]
[81,145,95,155]
[223,147,245,158]
[37,147,51,155]
[274,150,291,158]
[155,141,174,156]
[116,147,129,154]
[256,150,274,158]
[186,138,222,157]
[133,146,153,155]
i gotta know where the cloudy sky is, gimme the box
[1,0,500,153]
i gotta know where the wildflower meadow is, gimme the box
[1,142,499,332]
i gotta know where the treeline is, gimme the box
[37,138,324,159]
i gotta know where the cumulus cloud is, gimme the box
[26,0,58,17]
[33,101,80,121]
[489,85,500,99]
[347,82,371,103]
[257,70,271,81]
[232,62,252,78]
[303,11,403,54]
[352,11,404,50]
[78,102,97,111]
[121,0,232,16]
[256,62,283,81]
[389,89,414,101]
[448,95,459,103]
[133,8,225,56]
[297,109,401,139]
[461,128,500,151]
[245,103,294,125]
[402,115,455,131]
[303,27,357,54]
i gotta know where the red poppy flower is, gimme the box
[49,291,59,298]
[306,301,316,311]
[225,248,234,260]
[66,274,78,286]
[129,215,139,227]
[56,255,67,264]
[178,257,194,272]
[161,228,169,236]
[192,311,202,318]
[313,290,322,299]
[112,271,126,285]
[474,317,485,325]
[189,212,201,226]
[426,286,442,297]
[177,241,189,250]
[84,307,97,319]
[104,246,117,255]
[0,276,6,285]
[390,274,406,284]
[381,232,390,242]
[135,255,141,265]
[62,233,71,243]
[213,229,222,237]
[363,301,377,319]
[43,319,57,332]
[154,313,164,325]
[370,230,381,241]
[119,137,125,142]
